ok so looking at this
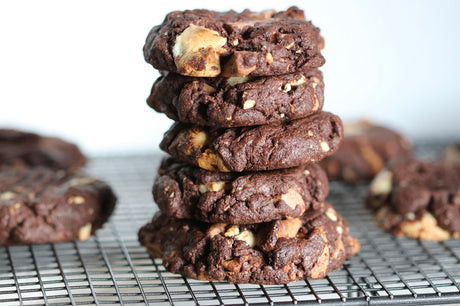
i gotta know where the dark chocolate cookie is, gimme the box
[153,157,328,224]
[320,121,411,183]
[0,129,86,172]
[160,111,343,172]
[0,166,116,245]
[366,159,460,240]
[143,7,324,77]
[139,203,359,284]
[147,69,324,128]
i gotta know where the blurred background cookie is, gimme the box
[0,128,86,173]
[320,121,411,183]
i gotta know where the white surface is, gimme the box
[0,0,459,155]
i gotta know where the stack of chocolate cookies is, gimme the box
[139,7,359,284]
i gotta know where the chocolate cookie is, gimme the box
[0,129,86,172]
[139,203,359,284]
[160,111,343,172]
[441,143,460,166]
[153,157,328,224]
[143,7,324,77]
[320,121,411,183]
[147,69,323,128]
[366,159,460,241]
[0,166,116,245]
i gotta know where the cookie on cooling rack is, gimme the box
[153,157,328,224]
[139,203,359,284]
[160,111,343,172]
[366,159,460,241]
[143,6,324,77]
[0,128,86,172]
[147,69,323,128]
[320,121,411,183]
[0,166,116,245]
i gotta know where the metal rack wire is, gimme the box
[1,141,460,305]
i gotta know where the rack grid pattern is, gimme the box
[1,142,460,305]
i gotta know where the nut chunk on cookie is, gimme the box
[152,157,329,224]
[0,166,116,245]
[138,204,359,284]
[143,7,325,77]
[366,159,460,241]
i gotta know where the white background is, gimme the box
[1,0,459,155]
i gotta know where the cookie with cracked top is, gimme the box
[320,121,411,183]
[143,6,325,77]
[147,69,324,128]
[366,159,460,241]
[0,166,116,245]
[138,203,359,284]
[0,129,86,172]
[153,157,328,224]
[160,111,343,172]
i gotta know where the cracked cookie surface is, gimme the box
[366,159,460,240]
[0,129,86,173]
[153,157,328,224]
[138,203,359,284]
[0,166,116,245]
[148,69,323,128]
[143,6,324,77]
[160,111,343,172]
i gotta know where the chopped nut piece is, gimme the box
[277,218,303,238]
[224,225,240,237]
[281,83,292,93]
[370,169,393,196]
[67,196,85,205]
[243,100,256,109]
[290,74,307,86]
[227,76,250,86]
[78,223,92,241]
[234,230,256,247]
[285,42,295,49]
[0,191,16,201]
[325,207,338,222]
[265,52,273,64]
[400,213,450,241]
[172,24,227,77]
[320,141,330,152]
[197,149,230,172]
[199,181,229,193]
[208,223,226,237]
[310,228,330,278]
[278,188,305,211]
[222,51,257,77]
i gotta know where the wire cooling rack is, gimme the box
[1,141,460,305]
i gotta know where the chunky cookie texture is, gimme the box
[0,166,116,245]
[138,203,359,284]
[153,157,328,224]
[147,69,323,128]
[143,7,324,77]
[0,129,86,173]
[160,111,343,172]
[366,159,460,241]
[320,121,411,183]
